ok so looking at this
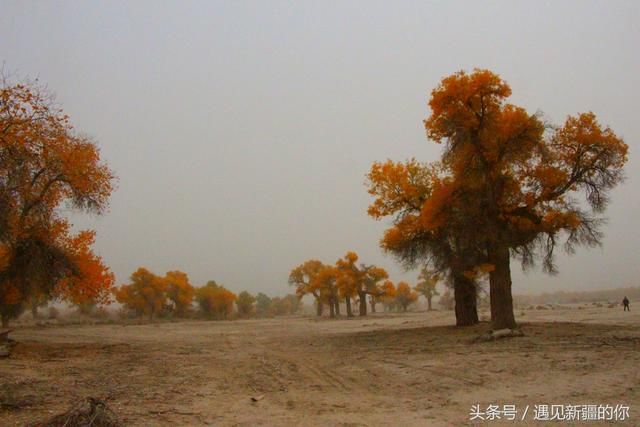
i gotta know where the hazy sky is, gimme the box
[1,1,638,296]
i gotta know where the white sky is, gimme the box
[1,1,638,296]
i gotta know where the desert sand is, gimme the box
[1,305,638,426]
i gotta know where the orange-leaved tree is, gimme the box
[366,159,482,326]
[310,265,340,317]
[334,251,389,317]
[380,280,397,311]
[164,270,195,317]
[115,268,167,320]
[369,278,396,313]
[288,259,326,316]
[369,69,628,329]
[0,79,115,327]
[335,252,359,317]
[424,69,627,329]
[395,282,418,312]
[195,281,236,320]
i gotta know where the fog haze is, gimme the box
[1,1,638,296]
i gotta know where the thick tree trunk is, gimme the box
[329,298,336,318]
[369,297,376,313]
[334,299,340,316]
[358,291,367,316]
[453,274,479,326]
[427,296,433,311]
[1,315,8,328]
[345,297,353,317]
[488,243,517,329]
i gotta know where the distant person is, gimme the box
[622,296,630,311]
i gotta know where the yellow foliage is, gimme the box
[195,283,236,319]
[395,281,419,311]
[164,270,195,316]
[115,268,167,319]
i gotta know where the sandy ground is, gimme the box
[1,305,639,426]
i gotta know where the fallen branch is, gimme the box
[471,328,524,343]
[37,397,123,427]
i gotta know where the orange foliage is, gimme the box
[1,80,115,324]
[335,252,360,299]
[367,159,438,219]
[56,230,114,306]
[422,69,627,248]
[195,282,236,320]
[310,265,339,302]
[368,68,628,329]
[288,259,325,299]
[164,270,195,316]
[381,280,396,298]
[395,281,418,311]
[115,268,167,320]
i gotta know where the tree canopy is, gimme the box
[368,69,628,329]
[0,80,115,327]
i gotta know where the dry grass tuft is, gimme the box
[37,397,123,427]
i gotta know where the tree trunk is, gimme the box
[345,297,353,317]
[334,299,340,316]
[1,314,8,328]
[488,243,517,329]
[329,298,336,318]
[316,299,324,317]
[358,291,367,316]
[31,302,39,320]
[427,296,433,311]
[370,297,376,313]
[453,274,479,326]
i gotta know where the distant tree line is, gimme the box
[114,267,301,320]
[288,251,444,317]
